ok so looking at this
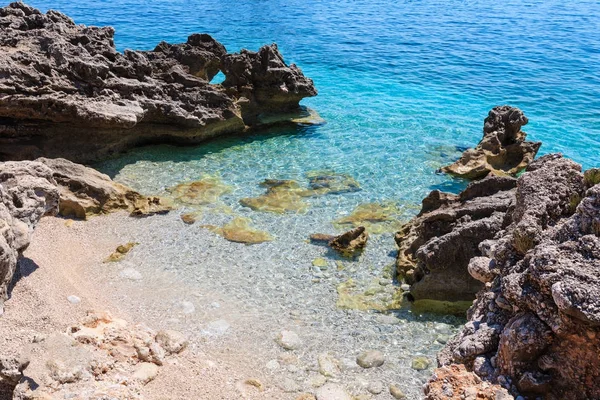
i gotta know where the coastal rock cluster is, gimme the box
[0,161,59,314]
[440,106,541,180]
[8,311,188,399]
[418,154,600,399]
[0,2,317,162]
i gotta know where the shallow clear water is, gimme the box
[19,0,600,397]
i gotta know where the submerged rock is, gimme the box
[440,106,541,180]
[0,3,317,163]
[170,177,232,206]
[306,170,361,195]
[434,155,600,399]
[202,217,273,244]
[334,202,406,234]
[104,242,138,263]
[37,158,171,219]
[240,179,308,214]
[0,161,59,313]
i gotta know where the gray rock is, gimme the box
[356,350,385,368]
[275,330,302,350]
[366,380,384,394]
[0,3,317,163]
[389,384,406,399]
[315,383,352,400]
[317,353,340,377]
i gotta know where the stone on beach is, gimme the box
[356,349,385,368]
[275,330,303,350]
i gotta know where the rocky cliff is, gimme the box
[0,161,59,314]
[0,3,317,162]
[421,155,600,399]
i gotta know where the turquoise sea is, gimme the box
[24,0,600,206]
[16,2,600,397]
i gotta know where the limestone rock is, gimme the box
[0,161,59,312]
[441,106,541,180]
[436,155,600,399]
[395,175,516,301]
[424,364,513,400]
[155,330,188,354]
[0,3,316,163]
[133,362,158,384]
[36,158,171,219]
[311,226,369,257]
[275,330,302,350]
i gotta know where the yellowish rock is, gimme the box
[240,179,308,214]
[333,202,407,234]
[202,217,273,244]
[170,177,232,205]
[104,242,138,263]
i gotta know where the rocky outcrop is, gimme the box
[0,161,59,313]
[36,158,172,219]
[395,175,517,302]
[440,106,541,180]
[433,154,600,399]
[0,3,317,163]
[11,311,187,399]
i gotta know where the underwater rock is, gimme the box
[334,202,406,234]
[0,161,59,313]
[440,106,541,180]
[202,217,273,244]
[257,106,326,126]
[170,177,232,206]
[0,3,316,163]
[310,226,368,257]
[240,179,308,214]
[435,155,600,400]
[335,279,402,312]
[180,212,200,225]
[37,158,171,219]
[394,174,517,302]
[306,170,361,195]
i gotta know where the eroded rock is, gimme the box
[0,161,59,313]
[440,106,541,180]
[0,3,316,163]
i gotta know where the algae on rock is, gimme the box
[202,217,273,244]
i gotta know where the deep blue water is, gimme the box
[18,0,600,203]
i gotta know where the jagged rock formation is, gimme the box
[395,175,517,302]
[36,158,172,219]
[440,106,541,180]
[424,364,512,400]
[0,161,59,314]
[0,3,317,163]
[431,154,600,399]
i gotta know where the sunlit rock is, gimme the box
[202,217,273,244]
[170,177,232,205]
[334,202,405,234]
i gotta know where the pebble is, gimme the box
[389,384,406,399]
[400,284,410,291]
[318,353,340,377]
[266,359,280,371]
[356,350,385,368]
[308,374,327,388]
[276,330,303,350]
[67,295,80,304]
[203,319,230,336]
[367,380,384,394]
[133,362,158,384]
[155,330,188,354]
[411,356,431,370]
[315,383,352,400]
[179,301,195,314]
[278,377,301,393]
[435,334,450,344]
[119,268,142,281]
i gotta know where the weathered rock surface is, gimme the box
[0,161,59,313]
[36,158,172,219]
[440,106,541,180]
[310,226,369,257]
[395,175,517,301]
[434,154,600,399]
[8,310,187,399]
[424,364,512,400]
[0,3,317,163]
